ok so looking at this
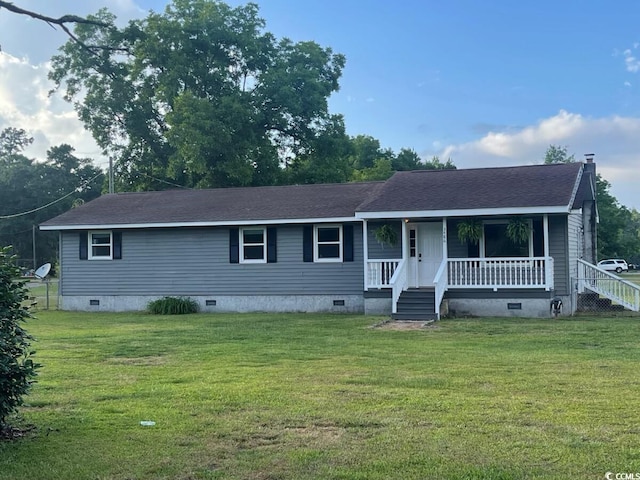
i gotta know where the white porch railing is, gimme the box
[447,257,554,290]
[389,259,408,314]
[366,259,400,289]
[366,256,555,317]
[433,259,448,319]
[577,259,640,312]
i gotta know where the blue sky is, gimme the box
[1,0,639,209]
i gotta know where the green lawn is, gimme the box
[620,272,640,286]
[2,312,640,480]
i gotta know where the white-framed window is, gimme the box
[314,224,342,262]
[88,230,113,260]
[240,227,266,263]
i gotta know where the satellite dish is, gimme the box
[34,263,51,280]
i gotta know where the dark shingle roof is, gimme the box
[356,162,584,213]
[41,181,385,228]
[41,163,588,229]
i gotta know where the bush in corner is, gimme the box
[0,246,40,435]
[147,296,199,315]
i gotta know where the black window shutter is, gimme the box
[79,231,88,260]
[113,232,122,260]
[229,228,239,263]
[303,225,313,262]
[343,224,354,262]
[267,227,277,263]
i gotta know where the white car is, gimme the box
[597,259,629,274]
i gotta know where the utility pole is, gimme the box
[32,224,36,270]
[109,157,114,194]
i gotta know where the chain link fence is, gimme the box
[25,278,58,311]
[572,274,640,317]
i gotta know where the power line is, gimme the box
[0,171,104,219]
[135,171,192,190]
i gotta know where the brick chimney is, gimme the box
[582,153,597,263]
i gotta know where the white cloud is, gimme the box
[0,1,152,167]
[623,48,640,73]
[436,110,640,210]
[0,53,104,163]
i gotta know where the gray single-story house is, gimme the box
[41,160,599,318]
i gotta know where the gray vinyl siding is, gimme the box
[446,219,468,258]
[567,210,582,286]
[366,220,402,259]
[60,224,364,296]
[548,215,569,295]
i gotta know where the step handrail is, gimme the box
[389,258,408,314]
[577,259,640,312]
[433,259,448,319]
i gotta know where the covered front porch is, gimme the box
[362,216,556,318]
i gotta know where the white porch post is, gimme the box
[362,219,369,291]
[543,214,552,290]
[543,214,550,257]
[442,218,448,261]
[362,219,369,292]
[402,219,409,261]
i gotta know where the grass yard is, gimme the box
[2,312,640,480]
[620,272,640,286]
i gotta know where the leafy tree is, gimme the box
[351,158,394,182]
[347,135,394,171]
[392,150,456,172]
[48,0,346,190]
[349,138,456,181]
[0,129,103,267]
[542,144,640,261]
[0,128,33,158]
[392,148,423,171]
[543,145,575,165]
[422,155,456,170]
[284,115,353,184]
[0,246,39,435]
[595,175,633,260]
[626,210,640,265]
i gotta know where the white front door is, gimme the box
[411,222,443,286]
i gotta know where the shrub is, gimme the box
[0,246,40,432]
[147,296,199,315]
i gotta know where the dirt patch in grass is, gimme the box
[285,424,345,442]
[107,355,166,366]
[0,424,37,442]
[371,320,439,331]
